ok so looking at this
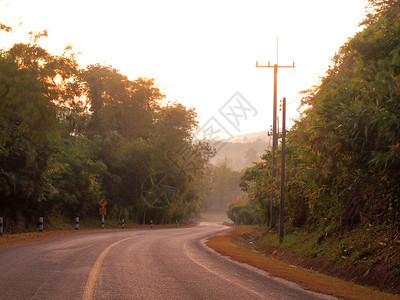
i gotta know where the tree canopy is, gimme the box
[0,36,214,229]
[240,0,400,234]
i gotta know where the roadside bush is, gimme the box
[227,198,257,225]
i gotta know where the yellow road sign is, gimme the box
[99,207,107,215]
[99,198,107,207]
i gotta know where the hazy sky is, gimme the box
[1,0,368,137]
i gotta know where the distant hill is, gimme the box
[230,131,270,143]
[209,131,271,170]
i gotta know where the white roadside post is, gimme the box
[150,220,153,229]
[39,217,43,232]
[99,198,107,229]
[121,218,125,229]
[75,217,79,230]
[0,217,3,237]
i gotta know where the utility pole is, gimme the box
[256,38,294,228]
[280,97,286,243]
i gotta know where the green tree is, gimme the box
[0,38,82,224]
[239,1,400,233]
[0,31,215,228]
[204,160,244,211]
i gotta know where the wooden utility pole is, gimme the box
[280,97,286,243]
[256,38,294,228]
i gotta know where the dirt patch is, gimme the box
[0,222,197,250]
[0,229,95,249]
[207,226,400,300]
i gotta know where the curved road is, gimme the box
[0,222,336,299]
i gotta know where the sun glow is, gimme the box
[0,0,368,134]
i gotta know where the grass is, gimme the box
[206,226,400,300]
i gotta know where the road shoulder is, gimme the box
[206,226,400,300]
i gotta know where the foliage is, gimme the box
[226,197,259,225]
[240,1,400,236]
[203,160,244,212]
[0,35,214,229]
[239,153,271,225]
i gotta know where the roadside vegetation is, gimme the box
[202,160,245,220]
[0,29,214,232]
[225,0,400,295]
[207,226,400,299]
[2,0,400,296]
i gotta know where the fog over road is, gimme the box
[0,223,336,299]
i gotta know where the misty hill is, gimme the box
[209,131,271,171]
[230,131,271,143]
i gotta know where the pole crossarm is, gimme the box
[256,61,295,68]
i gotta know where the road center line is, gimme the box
[82,237,134,300]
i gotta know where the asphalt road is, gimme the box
[0,222,337,299]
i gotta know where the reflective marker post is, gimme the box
[98,199,107,230]
[121,218,125,229]
[0,217,3,237]
[150,220,153,229]
[75,217,79,230]
[39,217,43,232]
